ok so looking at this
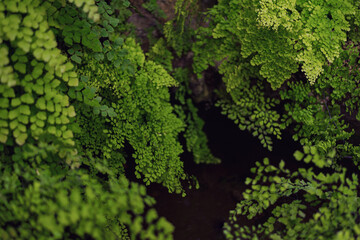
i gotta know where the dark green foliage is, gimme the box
[173,68,220,164]
[216,78,285,151]
[223,146,360,240]
[164,0,197,57]
[192,5,287,151]
[54,0,132,64]
[142,0,167,19]
[190,0,360,154]
[280,45,360,159]
[192,25,222,79]
[3,0,360,239]
[187,0,360,238]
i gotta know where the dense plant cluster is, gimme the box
[188,0,360,239]
[194,0,357,88]
[0,0,217,239]
[223,146,360,239]
[279,46,360,158]
[2,0,360,239]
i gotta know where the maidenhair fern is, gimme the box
[0,0,80,147]
[173,68,220,164]
[216,79,284,151]
[3,0,360,239]
[223,146,360,240]
[280,45,360,160]
[193,0,356,89]
[0,1,177,239]
[147,38,220,164]
[76,38,186,193]
[186,1,360,238]
[146,38,174,73]
[164,0,197,57]
[0,155,173,239]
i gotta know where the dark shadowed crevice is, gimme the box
[147,106,301,240]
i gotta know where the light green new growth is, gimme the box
[279,45,360,159]
[194,0,355,89]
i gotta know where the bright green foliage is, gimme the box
[216,78,285,151]
[185,1,360,238]
[0,0,79,147]
[192,0,360,154]
[0,0,177,239]
[194,22,285,151]
[52,0,131,64]
[280,46,360,158]
[193,0,356,89]
[76,38,186,193]
[256,0,354,84]
[224,147,360,239]
[3,0,360,238]
[0,154,173,240]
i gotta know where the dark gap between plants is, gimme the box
[147,106,301,240]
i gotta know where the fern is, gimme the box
[173,68,220,164]
[146,38,174,73]
[279,46,360,160]
[216,77,285,151]
[194,0,356,89]
[142,0,167,19]
[0,1,176,239]
[223,146,360,240]
[76,39,186,193]
[147,38,220,164]
[164,0,197,57]
[0,151,173,239]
